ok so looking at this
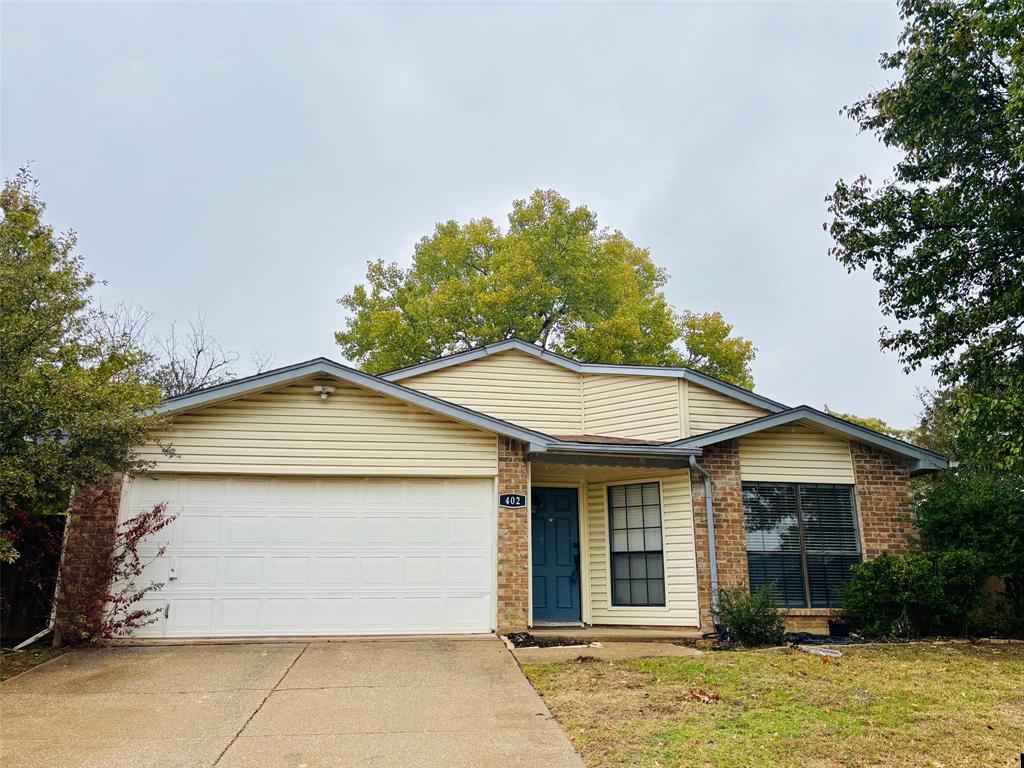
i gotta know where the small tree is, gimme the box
[57,504,176,643]
[0,168,165,562]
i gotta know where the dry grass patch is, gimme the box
[522,643,1024,768]
[0,644,66,682]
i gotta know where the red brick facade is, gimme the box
[496,437,529,632]
[690,441,747,630]
[692,440,917,632]
[53,475,124,645]
[851,442,916,557]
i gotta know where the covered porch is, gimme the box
[525,440,706,634]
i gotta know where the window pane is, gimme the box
[611,530,628,552]
[612,509,627,530]
[642,483,660,505]
[807,554,861,607]
[614,580,631,604]
[647,577,665,605]
[627,508,643,528]
[613,554,629,579]
[626,485,643,507]
[609,485,626,508]
[800,485,859,553]
[747,552,806,607]
[644,527,662,551]
[627,529,644,551]
[743,483,800,552]
[630,580,649,604]
[629,553,647,579]
[643,506,661,527]
[647,554,664,578]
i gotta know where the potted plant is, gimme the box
[827,608,850,638]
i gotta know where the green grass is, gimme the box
[522,643,1024,768]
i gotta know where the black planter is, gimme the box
[827,619,850,638]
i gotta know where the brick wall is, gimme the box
[690,441,746,631]
[496,437,529,632]
[851,442,916,557]
[691,439,916,633]
[52,475,124,645]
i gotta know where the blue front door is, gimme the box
[531,487,581,622]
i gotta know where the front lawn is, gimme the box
[522,642,1024,768]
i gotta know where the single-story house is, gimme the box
[55,339,948,640]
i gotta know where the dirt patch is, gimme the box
[506,632,590,648]
[1,643,66,682]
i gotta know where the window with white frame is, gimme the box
[608,482,665,606]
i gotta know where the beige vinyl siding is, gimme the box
[400,350,583,435]
[739,425,855,483]
[138,377,498,476]
[688,382,769,435]
[581,374,682,441]
[531,465,699,627]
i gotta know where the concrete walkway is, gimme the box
[0,637,583,768]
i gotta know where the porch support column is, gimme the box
[496,437,529,633]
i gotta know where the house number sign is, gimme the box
[498,494,527,508]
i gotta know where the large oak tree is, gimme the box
[337,190,757,387]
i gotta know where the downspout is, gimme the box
[689,455,720,628]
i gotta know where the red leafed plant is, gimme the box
[59,504,177,643]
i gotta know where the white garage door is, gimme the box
[125,474,496,637]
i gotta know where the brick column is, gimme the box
[52,475,124,645]
[496,437,529,633]
[690,441,747,631]
[851,442,916,557]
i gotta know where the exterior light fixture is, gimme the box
[312,385,335,400]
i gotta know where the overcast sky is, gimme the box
[2,1,935,427]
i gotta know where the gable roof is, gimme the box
[381,338,787,414]
[666,405,949,475]
[154,357,700,463]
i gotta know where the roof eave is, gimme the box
[668,406,950,471]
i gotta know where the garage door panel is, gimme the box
[316,517,356,545]
[362,517,403,546]
[123,475,495,637]
[448,517,488,547]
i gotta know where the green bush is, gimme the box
[841,551,987,638]
[916,470,1024,609]
[716,585,785,647]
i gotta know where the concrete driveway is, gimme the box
[0,637,583,768]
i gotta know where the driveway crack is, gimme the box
[212,642,309,766]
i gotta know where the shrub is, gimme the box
[716,585,785,646]
[841,551,987,638]
[916,470,1024,606]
